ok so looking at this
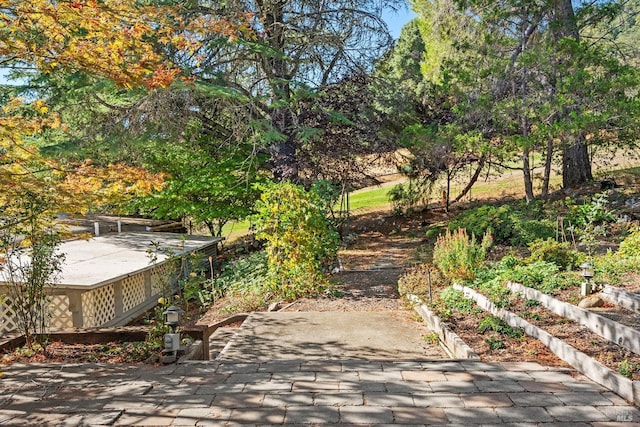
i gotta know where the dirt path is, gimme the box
[282,211,432,312]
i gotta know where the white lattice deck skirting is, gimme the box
[0,233,221,334]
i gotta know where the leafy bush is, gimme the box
[478,278,512,308]
[526,238,583,270]
[252,182,340,300]
[501,261,577,295]
[478,316,523,338]
[439,286,475,314]
[511,219,556,246]
[565,193,616,229]
[433,228,492,281]
[448,202,556,246]
[448,205,513,243]
[618,229,640,258]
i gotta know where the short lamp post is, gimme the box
[580,262,595,296]
[162,305,184,363]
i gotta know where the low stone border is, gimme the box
[454,284,640,406]
[602,284,640,313]
[407,294,480,360]
[508,282,640,356]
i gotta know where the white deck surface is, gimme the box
[43,233,218,289]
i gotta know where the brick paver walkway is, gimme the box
[1,359,638,425]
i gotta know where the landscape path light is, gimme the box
[580,262,595,296]
[162,305,184,363]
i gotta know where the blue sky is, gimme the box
[383,4,418,40]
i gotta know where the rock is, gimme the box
[578,295,605,309]
[268,301,282,312]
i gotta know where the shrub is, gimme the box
[526,238,582,270]
[398,264,449,299]
[511,219,556,246]
[252,182,339,300]
[618,229,640,258]
[448,205,514,244]
[433,228,492,282]
[566,193,616,229]
[439,286,475,313]
[478,316,523,338]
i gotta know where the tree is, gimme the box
[409,0,639,199]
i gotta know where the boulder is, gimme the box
[578,295,605,309]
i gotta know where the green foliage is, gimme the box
[485,336,506,350]
[448,202,555,246]
[478,316,523,338]
[593,250,640,285]
[388,180,431,215]
[618,229,640,257]
[618,359,640,379]
[501,261,578,295]
[433,228,492,282]
[0,194,64,351]
[477,278,512,308]
[566,193,616,229]
[439,286,475,314]
[448,205,513,243]
[526,238,583,270]
[252,182,339,300]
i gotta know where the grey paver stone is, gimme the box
[392,406,448,424]
[291,381,340,391]
[173,407,231,426]
[339,379,386,392]
[226,372,272,384]
[445,371,490,382]
[145,384,199,397]
[340,405,394,424]
[227,407,286,424]
[545,405,611,422]
[475,379,525,392]
[528,370,576,383]
[262,391,315,407]
[401,370,446,382]
[554,392,617,406]
[507,392,563,407]
[518,380,569,393]
[495,405,553,422]
[315,371,360,382]
[420,361,466,372]
[412,392,462,408]
[114,408,180,426]
[212,392,265,408]
[314,392,363,406]
[443,407,501,424]
[242,380,294,392]
[195,383,245,394]
[300,361,343,372]
[63,410,123,426]
[499,362,548,371]
[258,361,301,372]
[430,380,479,393]
[216,362,260,374]
[364,392,415,407]
[460,392,513,408]
[384,380,432,393]
[159,393,216,409]
[283,405,340,423]
[179,374,229,385]
[269,372,315,383]
[358,370,404,382]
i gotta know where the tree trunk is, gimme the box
[522,147,534,202]
[553,0,592,189]
[541,134,553,199]
[452,156,486,205]
[562,136,592,189]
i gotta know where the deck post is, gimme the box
[67,291,85,328]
